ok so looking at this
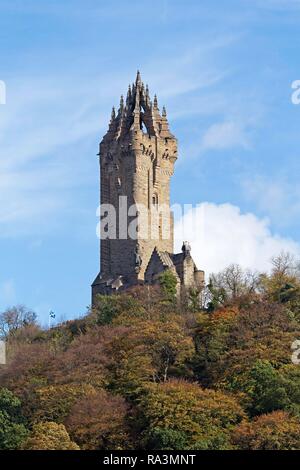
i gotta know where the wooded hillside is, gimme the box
[1,253,300,450]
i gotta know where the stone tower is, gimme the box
[92,72,204,301]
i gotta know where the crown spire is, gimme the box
[126,84,132,105]
[119,94,124,113]
[136,70,141,85]
[103,72,174,140]
[133,79,140,128]
[159,105,171,137]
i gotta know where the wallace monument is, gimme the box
[92,72,204,303]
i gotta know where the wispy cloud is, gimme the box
[0,279,16,305]
[0,75,116,236]
[201,121,250,150]
[0,34,241,237]
[242,174,300,227]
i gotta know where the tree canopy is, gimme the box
[1,255,300,450]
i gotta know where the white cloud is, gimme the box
[174,202,300,276]
[201,121,249,150]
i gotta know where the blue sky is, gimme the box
[0,0,300,325]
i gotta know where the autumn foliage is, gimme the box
[0,254,300,450]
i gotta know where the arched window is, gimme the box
[140,116,149,134]
[141,121,147,133]
[152,193,158,206]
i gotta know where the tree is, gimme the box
[158,270,178,306]
[2,257,300,451]
[208,264,260,310]
[22,422,79,450]
[140,318,194,382]
[180,287,204,313]
[192,307,238,385]
[193,301,300,388]
[232,411,300,450]
[0,342,54,401]
[0,305,37,339]
[260,253,300,320]
[138,379,245,450]
[65,389,131,450]
[116,284,173,321]
[229,360,290,416]
[145,427,188,450]
[271,252,300,279]
[187,287,202,313]
[47,326,110,387]
[276,364,300,416]
[0,388,28,450]
[30,383,96,424]
[106,318,194,398]
[92,294,145,326]
[0,325,110,398]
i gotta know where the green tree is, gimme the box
[0,388,28,449]
[228,360,290,416]
[275,364,300,416]
[22,422,79,450]
[158,270,178,306]
[193,301,300,388]
[192,308,237,385]
[92,294,145,325]
[145,427,188,450]
[138,379,245,450]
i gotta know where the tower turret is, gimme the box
[92,72,203,302]
[92,72,177,296]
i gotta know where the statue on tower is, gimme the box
[134,243,142,273]
[181,241,191,258]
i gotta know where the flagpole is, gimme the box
[49,310,55,330]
